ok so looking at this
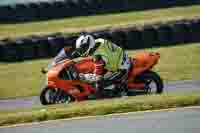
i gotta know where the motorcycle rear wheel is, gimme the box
[135,71,164,94]
[40,87,74,105]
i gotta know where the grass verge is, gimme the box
[0,43,200,99]
[0,92,200,127]
[1,5,200,39]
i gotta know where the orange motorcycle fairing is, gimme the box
[74,57,95,74]
[46,58,96,101]
[127,52,160,89]
[41,51,162,105]
[55,80,96,101]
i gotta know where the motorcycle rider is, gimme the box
[93,54,105,98]
[51,33,131,97]
[72,34,131,97]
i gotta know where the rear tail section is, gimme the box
[128,52,161,84]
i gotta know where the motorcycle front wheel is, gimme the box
[40,87,74,105]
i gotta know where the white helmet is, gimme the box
[75,35,95,56]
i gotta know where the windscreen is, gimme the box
[47,48,69,70]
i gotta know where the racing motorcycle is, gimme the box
[40,50,163,105]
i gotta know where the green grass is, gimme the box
[1,5,200,39]
[0,92,200,126]
[0,43,200,99]
[0,59,49,99]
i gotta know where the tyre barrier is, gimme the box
[170,23,189,44]
[34,37,51,58]
[93,30,112,40]
[0,0,200,22]
[156,24,174,46]
[14,4,31,21]
[16,38,37,60]
[37,2,54,20]
[188,19,200,42]
[109,30,127,49]
[0,41,4,61]
[29,3,40,19]
[1,18,200,62]
[125,28,143,49]
[142,26,158,48]
[0,39,21,61]
[52,1,68,18]
[47,35,66,56]
[0,5,15,21]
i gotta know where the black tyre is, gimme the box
[136,71,164,94]
[40,87,74,105]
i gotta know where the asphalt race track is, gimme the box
[0,80,200,110]
[0,106,200,133]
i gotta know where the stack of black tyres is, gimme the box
[188,19,200,42]
[125,28,143,49]
[0,39,21,61]
[1,19,200,61]
[1,0,200,22]
[142,26,158,48]
[0,5,15,22]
